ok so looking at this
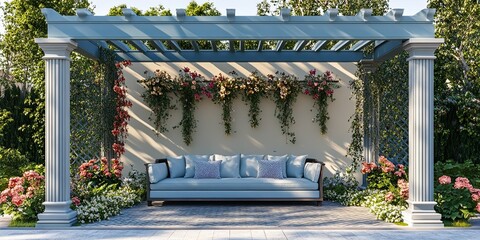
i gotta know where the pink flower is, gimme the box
[361,162,377,174]
[472,192,480,202]
[314,82,319,87]
[398,179,409,199]
[183,67,190,73]
[454,177,473,190]
[385,192,395,202]
[309,69,316,76]
[72,197,81,206]
[476,203,480,213]
[11,195,25,207]
[438,175,451,185]
[326,89,334,96]
[304,89,310,95]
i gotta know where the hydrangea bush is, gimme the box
[0,170,45,221]
[435,175,480,224]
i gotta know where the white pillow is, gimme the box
[287,155,308,178]
[147,163,168,183]
[213,154,241,178]
[304,162,321,183]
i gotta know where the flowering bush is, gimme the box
[362,156,408,195]
[303,69,339,134]
[78,157,123,187]
[74,184,141,223]
[210,73,238,135]
[0,170,45,221]
[138,70,177,133]
[434,175,480,223]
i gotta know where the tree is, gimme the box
[0,0,91,163]
[428,0,480,163]
[257,0,388,16]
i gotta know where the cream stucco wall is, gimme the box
[122,62,359,180]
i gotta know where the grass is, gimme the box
[444,219,471,227]
[394,222,408,226]
[8,219,36,227]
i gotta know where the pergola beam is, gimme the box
[114,50,365,62]
[42,8,436,41]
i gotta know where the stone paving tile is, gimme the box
[1,229,480,240]
[79,201,393,229]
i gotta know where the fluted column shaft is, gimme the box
[402,38,444,227]
[35,38,78,227]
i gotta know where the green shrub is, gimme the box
[435,160,480,187]
[0,147,29,189]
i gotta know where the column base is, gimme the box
[36,201,77,228]
[402,200,443,227]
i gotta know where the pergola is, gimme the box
[35,7,443,227]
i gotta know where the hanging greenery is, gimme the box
[239,71,268,128]
[210,73,238,135]
[174,67,207,145]
[138,70,177,133]
[268,72,301,144]
[303,69,340,134]
[139,68,339,145]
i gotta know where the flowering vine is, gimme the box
[240,71,268,128]
[304,69,340,134]
[112,60,132,159]
[268,72,301,144]
[175,67,208,145]
[138,70,177,133]
[210,72,238,135]
[138,68,340,145]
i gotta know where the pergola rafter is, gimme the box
[43,7,436,62]
[35,7,444,228]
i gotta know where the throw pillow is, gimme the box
[304,162,321,183]
[287,155,308,178]
[213,154,241,178]
[266,154,288,178]
[147,162,168,183]
[194,160,222,179]
[257,159,284,179]
[184,154,210,178]
[240,154,264,177]
[166,156,185,178]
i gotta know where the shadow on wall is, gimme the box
[122,62,359,180]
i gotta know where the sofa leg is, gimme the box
[147,201,153,206]
[316,201,323,206]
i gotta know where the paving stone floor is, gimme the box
[79,201,393,228]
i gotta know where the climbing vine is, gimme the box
[112,60,133,159]
[210,73,238,135]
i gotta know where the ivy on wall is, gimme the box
[138,68,340,145]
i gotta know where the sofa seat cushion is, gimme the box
[150,178,318,191]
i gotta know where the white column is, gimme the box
[35,38,77,227]
[402,38,444,227]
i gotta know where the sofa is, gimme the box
[145,154,325,206]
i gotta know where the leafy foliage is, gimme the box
[428,0,480,163]
[0,0,91,163]
[240,71,269,128]
[268,72,301,144]
[210,73,238,135]
[138,70,177,133]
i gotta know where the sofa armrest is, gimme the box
[305,158,325,200]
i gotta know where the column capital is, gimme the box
[403,38,444,61]
[35,38,77,60]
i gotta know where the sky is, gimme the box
[91,0,427,16]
